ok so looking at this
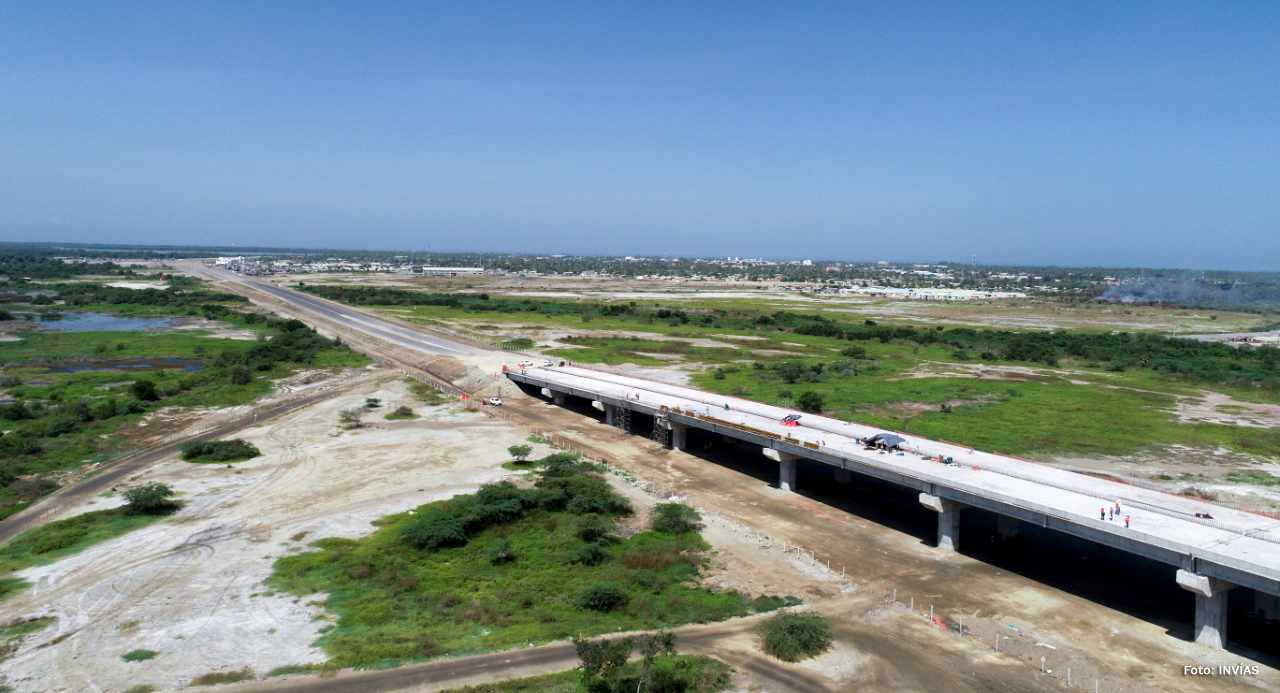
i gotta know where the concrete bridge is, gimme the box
[506,364,1280,650]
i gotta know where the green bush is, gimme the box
[122,483,178,515]
[576,584,628,612]
[189,668,254,686]
[180,439,261,463]
[122,648,158,662]
[575,516,614,543]
[489,538,515,565]
[757,612,832,662]
[569,542,608,566]
[649,503,701,534]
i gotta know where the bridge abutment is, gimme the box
[1176,569,1234,649]
[919,493,962,551]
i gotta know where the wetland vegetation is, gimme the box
[268,452,795,669]
[0,269,368,520]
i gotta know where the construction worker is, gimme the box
[1115,501,1121,515]
[1108,508,1113,521]
[1100,507,1106,521]
[1125,515,1130,528]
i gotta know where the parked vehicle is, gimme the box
[487,397,503,406]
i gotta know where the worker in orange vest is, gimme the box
[1100,507,1106,521]
[1125,515,1130,528]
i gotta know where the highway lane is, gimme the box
[195,265,485,357]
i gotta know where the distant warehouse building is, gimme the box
[411,266,485,276]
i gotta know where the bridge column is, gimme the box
[1176,570,1234,648]
[834,468,853,484]
[549,390,566,406]
[919,493,962,551]
[762,449,798,492]
[670,423,687,451]
[1255,591,1280,622]
[603,403,617,426]
[997,515,1020,538]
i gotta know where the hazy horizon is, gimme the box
[2,3,1277,271]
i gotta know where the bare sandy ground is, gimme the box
[0,378,547,693]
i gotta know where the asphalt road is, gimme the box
[197,265,485,357]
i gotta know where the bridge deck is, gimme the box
[509,364,1280,594]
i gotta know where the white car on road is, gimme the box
[487,397,503,406]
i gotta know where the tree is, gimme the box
[776,362,805,384]
[575,636,633,692]
[123,483,178,515]
[796,391,824,414]
[507,444,532,462]
[339,407,364,428]
[130,379,158,402]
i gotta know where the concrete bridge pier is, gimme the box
[763,449,798,492]
[546,389,565,406]
[919,493,962,551]
[1176,569,1234,648]
[834,468,853,484]
[1256,591,1280,622]
[602,403,617,426]
[997,515,1020,538]
[670,422,687,451]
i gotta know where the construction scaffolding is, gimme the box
[650,414,670,447]
[613,405,631,434]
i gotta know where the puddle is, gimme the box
[28,312,185,332]
[44,358,204,374]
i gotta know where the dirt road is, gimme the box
[0,369,383,546]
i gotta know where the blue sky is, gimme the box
[2,2,1277,269]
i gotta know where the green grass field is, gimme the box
[363,297,1280,464]
[268,457,792,670]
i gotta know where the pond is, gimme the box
[27,312,185,333]
[44,358,204,374]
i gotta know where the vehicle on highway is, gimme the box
[487,397,503,406]
[542,360,556,367]
[517,360,534,368]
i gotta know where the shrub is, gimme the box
[758,612,832,662]
[795,391,824,414]
[576,584,628,612]
[189,668,254,686]
[400,512,467,551]
[569,542,608,566]
[489,538,515,565]
[391,405,413,417]
[130,379,158,402]
[650,503,701,534]
[575,516,614,542]
[122,649,158,662]
[180,440,261,463]
[628,569,668,594]
[507,444,533,461]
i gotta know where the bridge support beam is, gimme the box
[550,390,566,406]
[1177,570,1234,649]
[670,423,687,452]
[919,493,962,551]
[603,403,617,426]
[762,449,798,492]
